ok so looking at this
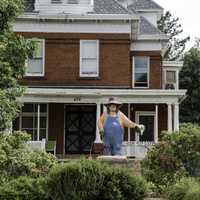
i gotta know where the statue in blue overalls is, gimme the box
[98,97,144,156]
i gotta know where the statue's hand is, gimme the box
[135,124,145,135]
[99,128,104,140]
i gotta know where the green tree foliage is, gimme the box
[0,0,35,130]
[141,123,200,195]
[0,132,58,183]
[157,11,190,61]
[179,48,200,123]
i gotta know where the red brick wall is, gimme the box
[17,32,132,88]
[48,103,64,154]
[131,51,162,89]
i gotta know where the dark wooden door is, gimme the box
[65,105,96,154]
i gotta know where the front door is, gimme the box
[65,105,96,154]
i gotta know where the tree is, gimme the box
[157,11,190,61]
[179,47,200,123]
[0,0,34,130]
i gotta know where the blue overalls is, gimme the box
[103,113,124,155]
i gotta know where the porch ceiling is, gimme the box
[17,88,187,104]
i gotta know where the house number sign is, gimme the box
[73,97,81,102]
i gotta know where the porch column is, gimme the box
[174,103,179,131]
[167,103,172,132]
[94,102,103,143]
[155,104,158,143]
[37,104,40,141]
[128,104,131,142]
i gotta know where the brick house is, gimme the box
[12,0,186,157]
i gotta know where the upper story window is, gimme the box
[133,56,149,88]
[164,70,178,89]
[25,39,45,77]
[80,40,99,77]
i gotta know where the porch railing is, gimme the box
[122,141,155,158]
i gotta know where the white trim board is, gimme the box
[17,88,186,104]
[130,41,163,51]
[13,21,132,34]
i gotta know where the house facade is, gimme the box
[12,0,186,156]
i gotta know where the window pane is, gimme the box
[35,117,47,129]
[39,129,47,140]
[22,117,34,129]
[135,57,148,68]
[33,40,43,58]
[134,57,148,86]
[27,59,43,74]
[82,41,97,58]
[22,104,34,112]
[40,104,47,113]
[82,58,97,75]
[166,71,176,82]
[135,73,147,82]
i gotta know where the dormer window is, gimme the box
[36,0,93,14]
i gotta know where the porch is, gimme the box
[14,88,186,158]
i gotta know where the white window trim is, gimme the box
[163,68,179,89]
[132,56,150,88]
[25,39,45,77]
[79,40,99,78]
[19,103,48,141]
[135,111,156,142]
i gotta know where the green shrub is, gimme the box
[167,178,200,200]
[141,123,200,194]
[141,141,186,193]
[46,159,147,200]
[0,176,47,200]
[164,123,200,176]
[0,132,57,183]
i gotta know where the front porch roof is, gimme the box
[17,88,187,104]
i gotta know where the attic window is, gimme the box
[51,0,62,3]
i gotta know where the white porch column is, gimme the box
[128,104,131,142]
[94,102,103,143]
[37,104,40,141]
[167,103,172,132]
[174,103,179,131]
[155,104,158,143]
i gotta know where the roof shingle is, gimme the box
[139,16,162,35]
[128,0,163,10]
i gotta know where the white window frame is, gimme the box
[80,40,99,78]
[163,68,179,89]
[135,111,156,143]
[132,56,150,88]
[18,103,49,141]
[25,39,45,77]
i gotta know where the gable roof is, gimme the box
[24,0,129,14]
[139,16,162,35]
[128,0,163,10]
[92,0,129,14]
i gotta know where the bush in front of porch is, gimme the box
[141,123,200,198]
[0,131,58,183]
[46,159,147,200]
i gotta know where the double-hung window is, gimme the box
[133,56,149,88]
[80,40,99,77]
[26,39,45,76]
